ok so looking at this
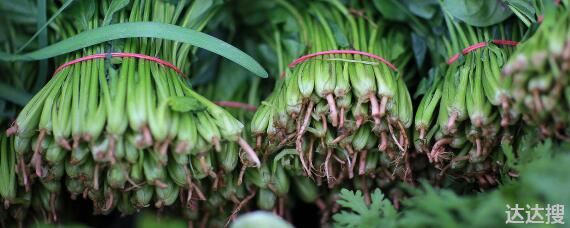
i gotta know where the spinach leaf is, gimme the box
[441,0,513,27]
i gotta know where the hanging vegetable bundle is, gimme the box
[503,0,570,140]
[5,0,262,219]
[413,11,527,186]
[246,0,413,188]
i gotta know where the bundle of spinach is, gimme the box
[412,8,528,188]
[3,0,267,221]
[503,0,570,140]
[245,0,414,191]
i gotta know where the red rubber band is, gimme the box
[288,50,398,71]
[52,52,184,77]
[215,101,257,112]
[447,40,519,65]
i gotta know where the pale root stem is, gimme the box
[256,135,262,149]
[212,137,221,152]
[399,131,405,149]
[345,145,355,155]
[19,156,30,192]
[358,150,368,175]
[31,134,45,178]
[447,112,458,134]
[356,115,364,128]
[397,121,409,152]
[229,194,240,204]
[158,139,171,161]
[476,138,482,158]
[227,190,256,226]
[326,94,339,127]
[34,129,46,155]
[124,181,147,192]
[103,191,114,211]
[379,96,388,118]
[379,132,388,151]
[332,132,349,144]
[278,133,296,147]
[142,125,153,147]
[182,188,193,208]
[6,123,18,136]
[419,127,426,141]
[388,120,404,152]
[349,152,357,179]
[325,149,333,184]
[308,138,315,171]
[108,135,116,165]
[93,164,100,190]
[339,107,345,129]
[237,166,246,186]
[298,101,315,136]
[72,136,80,149]
[430,138,452,163]
[267,183,278,194]
[58,138,72,151]
[125,176,141,190]
[369,94,381,126]
[154,179,168,189]
[296,136,311,176]
[332,155,345,164]
[238,137,260,167]
[212,173,220,190]
[193,184,206,201]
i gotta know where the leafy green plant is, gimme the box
[333,188,397,228]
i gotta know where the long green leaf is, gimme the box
[2,22,268,78]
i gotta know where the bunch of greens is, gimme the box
[502,0,570,140]
[412,9,527,188]
[3,0,266,223]
[246,0,413,192]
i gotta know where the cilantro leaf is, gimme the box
[333,189,397,228]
